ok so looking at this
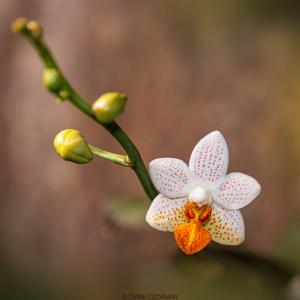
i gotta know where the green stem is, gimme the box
[16,22,158,200]
[89,144,133,167]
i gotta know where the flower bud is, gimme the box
[11,17,28,34]
[53,129,93,164]
[92,92,127,124]
[58,89,71,100]
[26,20,43,39]
[43,68,64,93]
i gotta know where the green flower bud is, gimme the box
[92,92,127,124]
[26,20,43,39]
[43,68,64,93]
[58,89,71,100]
[11,17,28,34]
[53,129,93,164]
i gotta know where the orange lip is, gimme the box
[174,223,212,255]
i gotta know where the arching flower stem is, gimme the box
[13,19,158,200]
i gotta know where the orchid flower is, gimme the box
[146,131,261,255]
[13,19,261,257]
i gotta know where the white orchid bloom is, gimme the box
[146,131,261,255]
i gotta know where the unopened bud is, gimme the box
[11,17,28,34]
[43,68,64,93]
[92,92,127,124]
[58,89,70,100]
[27,20,43,38]
[53,129,93,164]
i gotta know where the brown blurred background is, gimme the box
[2,0,300,299]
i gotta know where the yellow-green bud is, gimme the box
[11,17,28,34]
[43,68,64,93]
[58,89,71,100]
[53,129,93,164]
[27,20,43,38]
[92,92,127,124]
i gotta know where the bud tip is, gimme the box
[11,17,28,34]
[27,20,43,38]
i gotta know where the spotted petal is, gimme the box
[145,194,188,232]
[204,204,245,245]
[189,131,228,184]
[214,172,261,210]
[149,158,195,198]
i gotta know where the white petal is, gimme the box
[145,194,188,232]
[204,204,245,245]
[149,158,195,198]
[214,172,261,210]
[189,131,229,184]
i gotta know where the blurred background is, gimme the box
[2,0,300,299]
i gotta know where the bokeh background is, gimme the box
[2,0,300,299]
